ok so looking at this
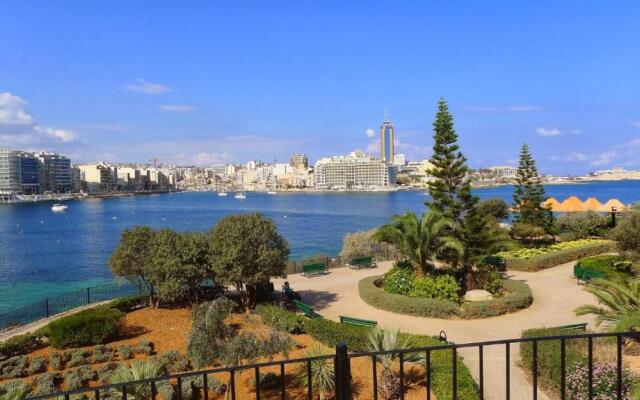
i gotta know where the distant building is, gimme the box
[314,152,397,189]
[393,154,406,167]
[289,153,308,170]
[380,111,395,163]
[0,149,41,194]
[36,152,73,193]
[77,163,114,193]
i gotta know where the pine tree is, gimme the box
[512,144,553,230]
[426,98,477,223]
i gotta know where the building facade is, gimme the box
[0,149,42,194]
[314,152,397,189]
[289,153,308,170]
[380,112,395,163]
[37,152,73,193]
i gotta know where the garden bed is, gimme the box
[497,239,616,272]
[358,276,532,319]
[574,255,638,282]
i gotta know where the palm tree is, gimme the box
[296,345,335,400]
[108,359,167,400]
[367,327,419,400]
[575,278,640,333]
[373,211,463,275]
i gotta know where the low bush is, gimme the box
[382,261,415,295]
[304,318,372,351]
[66,349,91,368]
[96,362,118,383]
[134,339,153,355]
[46,306,124,348]
[158,351,191,373]
[359,276,460,318]
[93,344,115,363]
[0,379,30,398]
[460,280,533,319]
[49,352,65,371]
[0,333,46,360]
[556,211,610,240]
[567,361,634,400]
[31,372,61,396]
[118,344,133,360]
[499,240,616,271]
[255,304,307,334]
[0,355,29,379]
[250,372,281,390]
[409,274,461,302]
[576,255,637,282]
[109,295,149,312]
[27,355,47,375]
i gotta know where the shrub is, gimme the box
[567,361,634,400]
[159,351,191,373]
[47,306,123,348]
[250,372,281,390]
[118,344,133,360]
[49,352,65,370]
[109,295,149,312]
[187,297,235,368]
[66,349,91,367]
[556,212,610,240]
[0,355,28,379]
[409,275,460,302]
[476,198,510,221]
[304,318,372,351]
[65,369,85,390]
[0,380,30,399]
[31,372,61,396]
[576,255,636,282]
[511,222,549,245]
[498,240,616,271]
[255,304,307,334]
[359,276,459,318]
[27,356,47,375]
[382,261,415,295]
[0,333,46,360]
[460,280,533,318]
[134,339,153,355]
[339,229,401,262]
[295,345,334,400]
[611,204,640,260]
[96,362,118,383]
[93,344,115,363]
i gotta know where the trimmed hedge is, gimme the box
[257,308,479,400]
[504,241,616,271]
[359,276,532,319]
[359,276,459,318]
[254,304,307,334]
[460,279,533,319]
[44,307,124,348]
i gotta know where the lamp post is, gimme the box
[611,206,617,228]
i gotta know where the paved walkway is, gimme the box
[276,261,597,400]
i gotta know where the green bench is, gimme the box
[554,323,588,332]
[302,263,328,277]
[339,315,377,328]
[349,256,376,270]
[573,265,605,284]
[293,300,323,319]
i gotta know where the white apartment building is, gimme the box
[393,154,407,167]
[487,165,518,179]
[314,152,397,189]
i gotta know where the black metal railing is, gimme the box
[0,282,144,333]
[24,331,639,400]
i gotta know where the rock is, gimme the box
[464,289,493,302]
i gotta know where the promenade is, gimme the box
[275,260,597,400]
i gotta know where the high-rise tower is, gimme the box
[380,110,394,163]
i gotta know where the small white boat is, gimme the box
[51,203,68,212]
[217,192,228,197]
[234,193,246,200]
[267,191,277,195]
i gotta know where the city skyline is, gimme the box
[1,2,640,174]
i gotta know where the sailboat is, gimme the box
[217,192,228,197]
[234,192,246,200]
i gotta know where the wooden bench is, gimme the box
[302,263,328,277]
[349,256,376,270]
[339,315,377,328]
[573,266,605,284]
[293,300,323,319]
[554,323,588,332]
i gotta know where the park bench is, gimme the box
[573,266,605,284]
[339,315,377,328]
[554,323,588,332]
[302,263,328,277]
[293,300,323,319]
[349,256,376,270]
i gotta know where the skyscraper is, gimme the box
[380,111,394,163]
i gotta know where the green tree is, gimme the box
[611,204,640,260]
[512,144,554,231]
[373,211,463,275]
[187,297,234,368]
[461,206,512,268]
[476,198,510,221]
[109,226,157,305]
[574,279,640,333]
[426,98,478,223]
[209,213,290,311]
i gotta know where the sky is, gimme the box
[1,1,639,175]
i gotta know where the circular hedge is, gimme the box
[358,276,533,319]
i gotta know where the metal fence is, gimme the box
[25,331,639,400]
[0,282,144,333]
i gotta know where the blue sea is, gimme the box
[1,181,638,312]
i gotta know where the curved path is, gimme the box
[276,261,597,400]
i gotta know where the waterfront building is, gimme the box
[380,112,395,163]
[393,154,406,167]
[0,149,42,194]
[289,153,308,170]
[314,152,397,189]
[36,152,73,193]
[77,163,114,193]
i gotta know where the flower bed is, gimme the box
[496,239,616,272]
[358,276,532,319]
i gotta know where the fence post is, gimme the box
[335,342,351,400]
[86,287,91,304]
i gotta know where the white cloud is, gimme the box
[157,104,195,112]
[461,105,545,112]
[631,121,640,129]
[536,127,563,137]
[566,152,586,161]
[0,92,77,147]
[591,151,617,166]
[124,79,172,95]
[365,128,375,138]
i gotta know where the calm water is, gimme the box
[1,180,639,311]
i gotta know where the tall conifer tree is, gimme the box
[426,98,477,222]
[512,144,554,230]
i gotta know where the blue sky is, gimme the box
[1,1,639,175]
